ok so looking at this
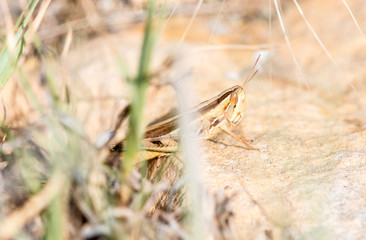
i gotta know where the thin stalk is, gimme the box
[123,0,158,173]
[0,0,40,87]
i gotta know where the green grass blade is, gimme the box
[0,0,40,87]
[123,0,158,173]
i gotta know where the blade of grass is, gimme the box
[273,0,309,89]
[0,0,40,87]
[44,196,64,240]
[174,75,205,240]
[341,0,364,36]
[123,0,158,173]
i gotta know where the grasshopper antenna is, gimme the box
[242,54,261,87]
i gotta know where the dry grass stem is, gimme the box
[0,172,65,240]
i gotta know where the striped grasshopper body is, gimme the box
[116,57,261,162]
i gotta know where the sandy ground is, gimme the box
[2,0,366,239]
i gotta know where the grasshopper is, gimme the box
[112,56,260,162]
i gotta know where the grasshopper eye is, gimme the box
[230,92,238,106]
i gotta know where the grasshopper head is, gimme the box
[224,86,246,125]
[223,55,260,126]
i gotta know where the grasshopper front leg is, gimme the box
[220,127,259,151]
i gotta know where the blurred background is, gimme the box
[0,0,365,239]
